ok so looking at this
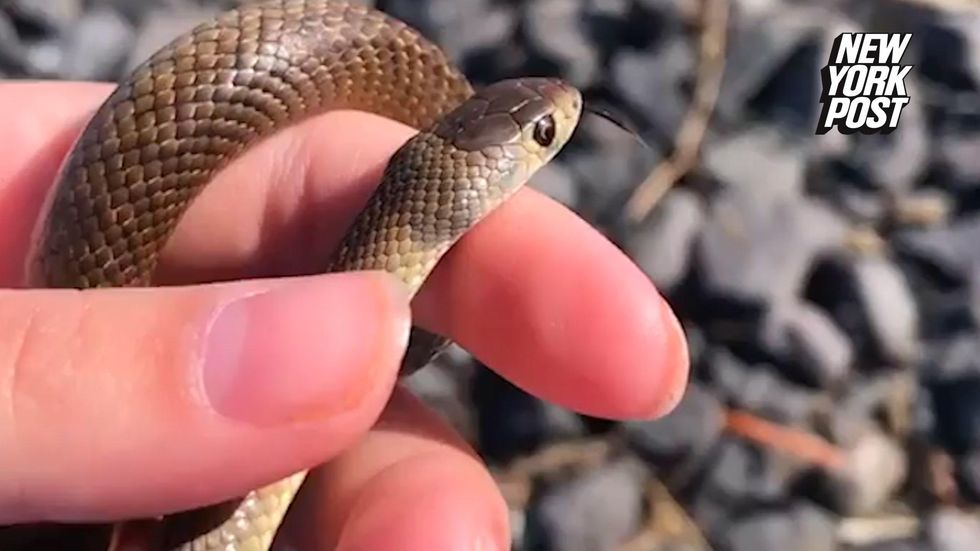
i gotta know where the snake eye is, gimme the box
[533,115,556,147]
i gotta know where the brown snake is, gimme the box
[24,0,582,549]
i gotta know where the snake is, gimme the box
[25,0,582,549]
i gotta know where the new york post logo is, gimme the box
[816,33,913,135]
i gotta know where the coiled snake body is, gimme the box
[28,0,582,549]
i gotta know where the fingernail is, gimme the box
[201,272,410,425]
[648,295,690,418]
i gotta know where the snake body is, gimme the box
[28,0,581,549]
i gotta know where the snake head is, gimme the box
[433,77,582,192]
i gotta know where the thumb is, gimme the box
[0,271,409,523]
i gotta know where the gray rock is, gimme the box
[762,299,853,388]
[526,458,647,551]
[524,0,599,88]
[727,503,836,551]
[921,334,980,382]
[937,131,980,188]
[625,189,704,289]
[697,187,846,306]
[707,348,817,424]
[566,115,661,215]
[927,508,980,551]
[849,256,920,364]
[125,7,222,73]
[704,126,806,197]
[23,38,63,76]
[837,188,887,225]
[624,382,724,468]
[4,0,81,34]
[956,450,980,503]
[715,5,828,126]
[405,362,475,442]
[474,368,586,463]
[898,215,980,281]
[848,542,931,551]
[970,268,980,329]
[845,77,928,194]
[928,376,980,454]
[932,11,980,96]
[529,160,580,209]
[611,40,694,137]
[0,12,27,74]
[58,7,134,81]
[698,439,791,508]
[381,0,514,65]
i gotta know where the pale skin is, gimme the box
[0,82,690,550]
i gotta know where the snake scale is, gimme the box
[25,0,583,549]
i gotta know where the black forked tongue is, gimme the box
[582,101,652,153]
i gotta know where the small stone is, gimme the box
[704,126,807,196]
[927,508,980,551]
[762,299,854,388]
[715,6,827,129]
[625,189,704,290]
[937,131,980,188]
[824,427,907,515]
[956,449,980,503]
[957,450,980,503]
[524,0,599,88]
[525,458,647,551]
[125,7,222,73]
[848,541,932,551]
[706,348,817,424]
[727,503,836,551]
[529,160,580,209]
[843,79,928,194]
[624,382,724,468]
[381,0,514,66]
[849,256,920,364]
[697,186,846,306]
[700,439,789,505]
[473,368,586,464]
[920,334,980,383]
[4,0,81,34]
[405,362,475,442]
[611,40,694,137]
[59,7,135,81]
[0,12,28,74]
[971,269,980,328]
[927,376,980,454]
[897,215,980,282]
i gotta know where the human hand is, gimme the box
[0,81,689,550]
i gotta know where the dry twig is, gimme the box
[625,0,730,223]
[619,478,715,551]
[724,408,848,470]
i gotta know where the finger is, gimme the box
[0,82,111,287]
[0,271,410,523]
[4,82,689,422]
[414,190,691,420]
[277,388,509,551]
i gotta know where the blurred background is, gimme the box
[3,0,980,550]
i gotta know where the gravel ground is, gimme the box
[4,0,980,550]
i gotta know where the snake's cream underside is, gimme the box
[26,0,581,549]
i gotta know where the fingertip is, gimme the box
[640,294,691,420]
[334,457,508,551]
[199,271,412,425]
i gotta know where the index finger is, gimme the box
[1,81,689,420]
